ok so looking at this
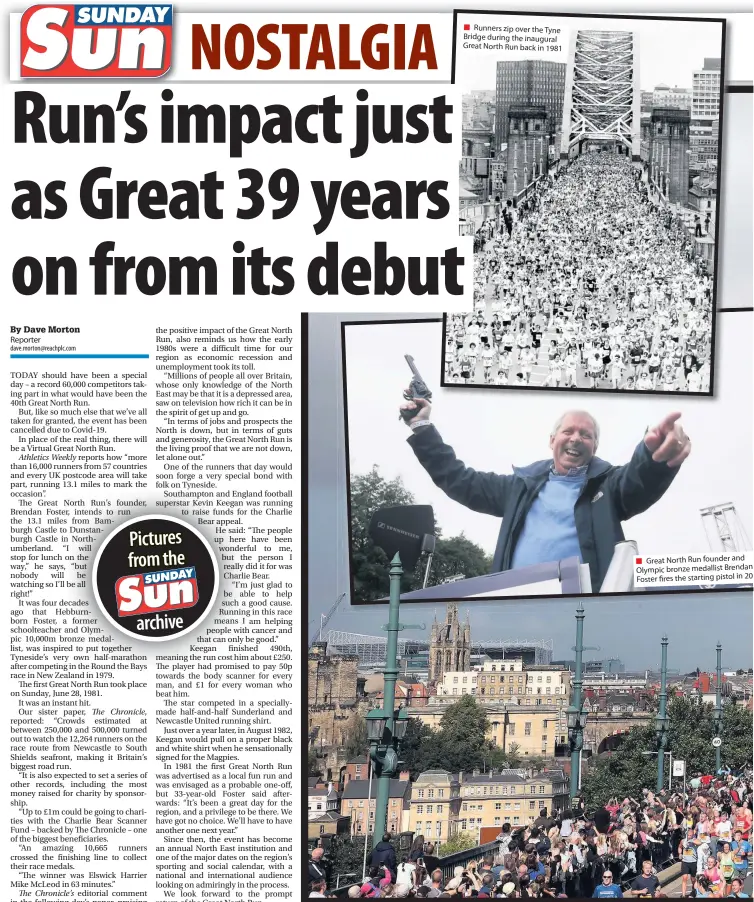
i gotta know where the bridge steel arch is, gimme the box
[560,29,641,161]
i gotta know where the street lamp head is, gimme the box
[566,703,579,733]
[366,708,388,743]
[393,707,409,741]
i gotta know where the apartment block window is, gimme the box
[525,722,532,736]
[417,806,424,815]
[426,805,433,814]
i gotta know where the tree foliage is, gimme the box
[350,468,419,602]
[404,697,525,777]
[430,534,494,587]
[438,831,479,855]
[349,467,492,602]
[581,696,753,810]
[344,713,369,760]
[327,834,369,884]
[308,748,322,778]
[398,717,435,781]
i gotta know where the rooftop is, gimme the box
[342,779,411,801]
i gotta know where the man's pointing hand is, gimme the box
[644,411,691,468]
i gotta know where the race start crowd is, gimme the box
[446,153,713,393]
[309,770,752,898]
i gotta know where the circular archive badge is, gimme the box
[92,515,218,641]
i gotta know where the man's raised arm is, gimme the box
[400,392,513,517]
[613,412,691,520]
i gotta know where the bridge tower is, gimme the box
[560,29,641,161]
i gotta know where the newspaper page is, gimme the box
[3,3,753,902]
[2,4,467,902]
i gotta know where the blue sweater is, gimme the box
[511,468,586,570]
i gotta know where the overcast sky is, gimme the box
[458,14,724,94]
[343,318,752,558]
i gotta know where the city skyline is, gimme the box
[457,14,724,96]
[316,594,754,674]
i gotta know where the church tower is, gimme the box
[428,604,472,683]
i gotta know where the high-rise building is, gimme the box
[689,118,719,175]
[428,604,471,684]
[495,59,566,149]
[692,58,721,122]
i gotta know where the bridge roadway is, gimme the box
[456,154,711,392]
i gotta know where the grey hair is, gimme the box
[551,411,600,448]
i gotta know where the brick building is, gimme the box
[341,777,411,836]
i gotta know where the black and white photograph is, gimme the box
[454,13,726,394]
[341,317,752,601]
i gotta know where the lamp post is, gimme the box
[367,554,414,848]
[655,635,669,793]
[714,642,723,773]
[567,604,587,801]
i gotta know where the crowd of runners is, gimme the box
[446,153,713,393]
[309,770,752,898]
